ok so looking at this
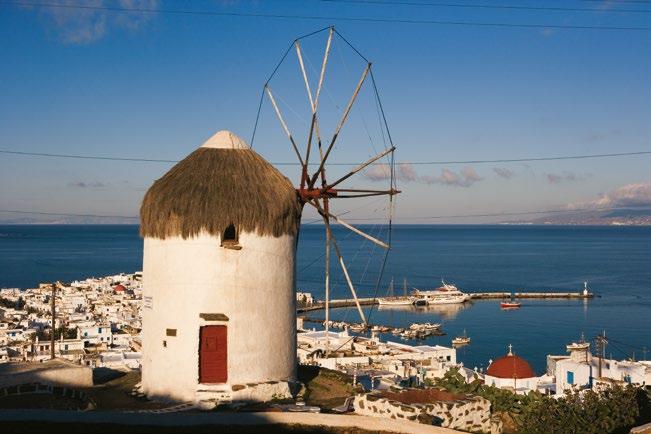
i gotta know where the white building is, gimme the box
[548,340,651,394]
[296,292,314,306]
[297,330,458,385]
[79,325,112,346]
[139,130,302,404]
[485,345,553,394]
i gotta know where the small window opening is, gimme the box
[221,224,241,250]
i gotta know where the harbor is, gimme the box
[297,291,594,313]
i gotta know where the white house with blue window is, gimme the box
[79,324,113,346]
[550,340,651,395]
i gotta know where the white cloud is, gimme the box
[396,163,418,182]
[546,171,590,184]
[362,164,392,182]
[67,181,107,188]
[363,163,482,188]
[569,183,651,210]
[362,163,418,183]
[21,0,159,44]
[540,28,556,37]
[493,167,515,179]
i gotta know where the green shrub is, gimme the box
[432,367,642,434]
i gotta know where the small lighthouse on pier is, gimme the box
[139,131,301,404]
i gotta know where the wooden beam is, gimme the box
[309,63,371,188]
[324,146,395,191]
[325,216,368,325]
[265,85,305,167]
[307,200,389,249]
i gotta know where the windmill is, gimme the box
[253,27,399,354]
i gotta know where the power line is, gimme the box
[322,0,651,14]
[2,1,650,31]
[0,209,139,219]
[2,148,650,166]
[1,205,644,221]
[0,149,177,163]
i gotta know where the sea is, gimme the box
[1,224,649,373]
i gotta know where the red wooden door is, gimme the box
[199,325,227,383]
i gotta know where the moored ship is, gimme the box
[378,277,414,306]
[412,279,470,305]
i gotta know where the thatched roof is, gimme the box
[140,131,302,240]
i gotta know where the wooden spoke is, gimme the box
[307,201,389,249]
[336,188,399,193]
[315,28,333,110]
[335,192,396,198]
[309,63,371,188]
[333,188,401,198]
[295,40,315,111]
[295,31,333,187]
[319,210,367,325]
[265,85,305,167]
[324,146,395,191]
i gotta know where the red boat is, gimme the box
[500,301,521,309]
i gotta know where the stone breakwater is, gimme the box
[353,388,500,434]
[297,291,594,312]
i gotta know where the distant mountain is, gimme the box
[510,208,651,226]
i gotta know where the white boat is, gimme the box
[378,277,414,306]
[409,322,441,331]
[400,330,416,339]
[566,333,590,352]
[412,279,470,305]
[452,329,471,346]
[378,297,414,306]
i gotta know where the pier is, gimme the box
[468,291,594,299]
[297,297,377,313]
[297,291,594,312]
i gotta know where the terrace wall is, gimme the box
[353,388,496,433]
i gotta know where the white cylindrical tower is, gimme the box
[139,130,301,403]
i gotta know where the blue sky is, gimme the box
[0,0,649,223]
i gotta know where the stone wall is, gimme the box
[0,382,86,400]
[0,360,93,389]
[353,388,494,433]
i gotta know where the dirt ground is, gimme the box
[298,365,360,410]
[85,369,168,410]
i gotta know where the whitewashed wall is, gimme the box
[141,231,297,402]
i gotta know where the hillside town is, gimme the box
[0,273,142,368]
[2,273,649,404]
